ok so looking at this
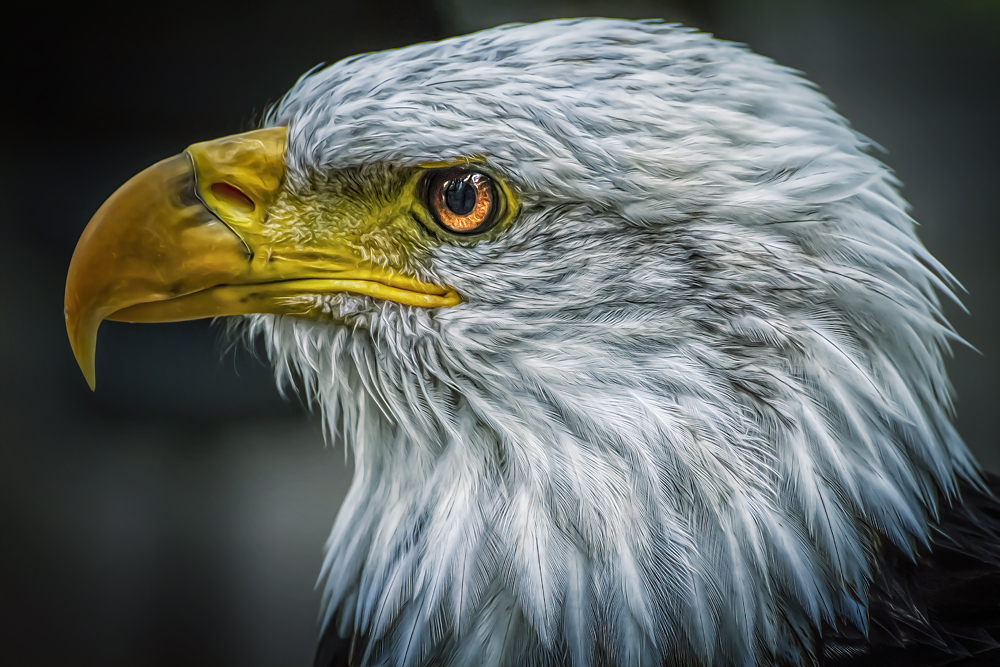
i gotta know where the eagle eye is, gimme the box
[424,168,499,234]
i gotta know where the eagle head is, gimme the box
[64,18,978,667]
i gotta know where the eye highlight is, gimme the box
[424,168,499,234]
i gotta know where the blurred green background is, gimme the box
[2,1,997,664]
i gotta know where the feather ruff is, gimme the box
[227,19,979,667]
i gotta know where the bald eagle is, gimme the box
[65,18,999,667]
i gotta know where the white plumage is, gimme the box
[216,18,983,667]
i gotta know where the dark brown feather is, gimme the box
[822,473,1000,667]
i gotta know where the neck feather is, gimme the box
[233,285,976,667]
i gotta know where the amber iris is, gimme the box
[427,169,498,234]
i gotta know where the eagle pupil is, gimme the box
[444,178,476,215]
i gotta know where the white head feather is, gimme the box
[231,18,978,667]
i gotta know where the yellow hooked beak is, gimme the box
[65,126,461,389]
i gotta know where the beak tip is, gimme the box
[66,311,99,392]
[82,364,97,392]
[72,343,98,392]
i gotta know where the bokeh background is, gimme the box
[2,0,998,664]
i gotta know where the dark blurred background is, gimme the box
[2,0,997,664]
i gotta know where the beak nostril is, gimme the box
[210,182,255,211]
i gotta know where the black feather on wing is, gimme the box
[823,473,1000,667]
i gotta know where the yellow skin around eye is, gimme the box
[431,173,494,232]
